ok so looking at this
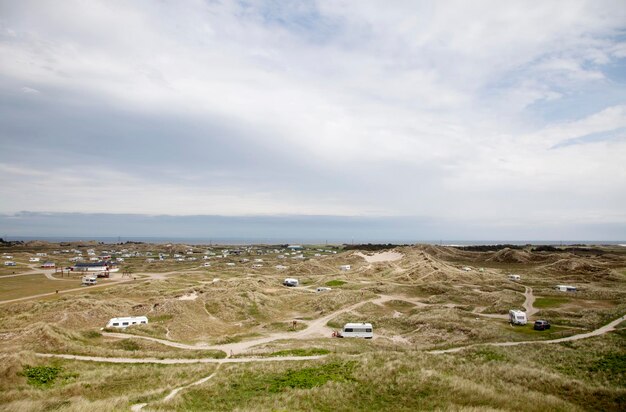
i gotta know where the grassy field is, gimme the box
[0,274,92,301]
[0,242,625,410]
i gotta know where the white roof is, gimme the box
[108,316,148,322]
[344,322,372,328]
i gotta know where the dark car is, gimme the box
[534,320,551,331]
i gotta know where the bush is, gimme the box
[22,365,61,387]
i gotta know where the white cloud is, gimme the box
[0,0,625,234]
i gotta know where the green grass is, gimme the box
[268,348,331,357]
[22,365,63,387]
[168,360,357,410]
[534,296,571,308]
[0,274,87,301]
[325,280,346,287]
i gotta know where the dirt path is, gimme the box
[523,286,538,317]
[428,314,625,354]
[35,353,327,364]
[132,364,223,411]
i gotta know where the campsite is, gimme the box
[0,241,624,411]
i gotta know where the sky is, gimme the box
[1,0,625,241]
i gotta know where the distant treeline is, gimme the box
[0,238,25,247]
[343,243,406,251]
[453,244,525,252]
[531,245,606,254]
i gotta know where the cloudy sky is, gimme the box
[1,1,625,240]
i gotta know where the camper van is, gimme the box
[509,310,527,325]
[81,275,97,286]
[508,274,521,281]
[339,323,373,339]
[283,278,299,287]
[106,316,148,328]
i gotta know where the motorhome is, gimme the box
[81,275,98,286]
[339,323,373,339]
[106,316,148,328]
[509,310,527,325]
[508,274,521,281]
[283,278,299,287]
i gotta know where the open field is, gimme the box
[0,241,625,411]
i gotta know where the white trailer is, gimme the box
[106,316,148,328]
[81,275,98,286]
[339,323,373,339]
[283,278,299,287]
[509,310,527,325]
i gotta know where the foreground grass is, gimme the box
[148,331,625,411]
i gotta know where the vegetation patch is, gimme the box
[231,361,357,393]
[22,365,65,387]
[269,348,330,357]
[589,353,626,375]
[534,296,570,308]
[325,280,346,287]
[116,339,141,351]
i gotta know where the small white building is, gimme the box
[106,316,148,328]
[29,257,40,262]
[508,274,521,281]
[283,278,299,287]
[252,264,263,268]
[556,285,577,292]
[340,265,351,271]
[4,261,16,266]
[509,310,527,325]
[275,265,288,270]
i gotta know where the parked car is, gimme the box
[533,320,551,330]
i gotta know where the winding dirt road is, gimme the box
[428,314,625,354]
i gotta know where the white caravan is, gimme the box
[81,275,97,286]
[555,285,577,292]
[106,316,148,328]
[508,274,521,281]
[339,322,373,339]
[283,278,299,287]
[509,310,527,325]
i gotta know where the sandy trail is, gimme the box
[429,314,625,354]
[523,286,538,317]
[35,353,326,364]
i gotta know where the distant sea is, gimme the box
[4,236,625,246]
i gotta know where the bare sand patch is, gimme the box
[354,251,403,263]
[178,292,198,301]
